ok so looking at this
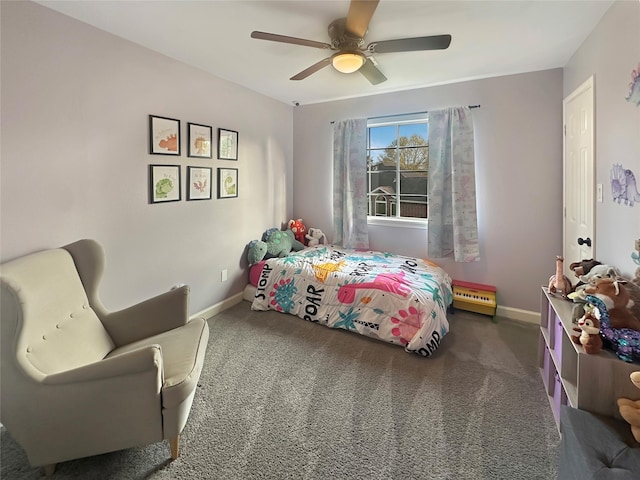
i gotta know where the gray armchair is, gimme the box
[0,239,209,476]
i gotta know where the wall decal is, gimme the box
[626,63,640,106]
[611,163,640,206]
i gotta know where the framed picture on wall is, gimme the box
[217,128,238,160]
[217,167,238,198]
[149,164,181,203]
[149,115,181,155]
[187,166,212,201]
[187,123,212,158]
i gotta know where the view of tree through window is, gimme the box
[367,114,429,219]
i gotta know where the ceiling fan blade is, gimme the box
[359,58,387,85]
[345,0,380,38]
[251,31,331,50]
[290,57,332,80]
[368,34,452,54]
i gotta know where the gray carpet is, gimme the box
[1,302,560,479]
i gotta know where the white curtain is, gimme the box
[332,118,369,249]
[427,107,479,262]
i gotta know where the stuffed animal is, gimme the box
[569,258,601,278]
[247,240,268,265]
[568,264,620,323]
[246,228,304,265]
[288,219,307,245]
[570,309,603,354]
[548,256,574,297]
[305,228,326,247]
[617,372,640,443]
[588,294,640,363]
[584,277,640,330]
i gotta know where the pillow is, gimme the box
[249,261,266,287]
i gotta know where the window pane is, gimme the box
[399,123,428,141]
[398,146,428,171]
[399,171,427,194]
[368,148,397,170]
[369,125,396,149]
[399,200,428,219]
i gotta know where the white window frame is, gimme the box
[366,112,428,230]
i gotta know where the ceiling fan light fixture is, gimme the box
[332,52,365,73]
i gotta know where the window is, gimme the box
[366,113,429,224]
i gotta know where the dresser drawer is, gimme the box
[552,314,564,364]
[542,344,555,396]
[552,371,568,425]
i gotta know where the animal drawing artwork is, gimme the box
[611,164,640,206]
[193,179,207,192]
[158,134,178,152]
[571,310,603,354]
[626,63,640,106]
[548,256,574,297]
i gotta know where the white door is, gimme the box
[563,76,595,277]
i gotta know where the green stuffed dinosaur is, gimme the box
[247,228,304,265]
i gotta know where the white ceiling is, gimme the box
[36,0,613,106]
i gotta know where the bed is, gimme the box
[248,245,453,356]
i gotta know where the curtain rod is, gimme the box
[330,105,480,124]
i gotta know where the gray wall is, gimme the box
[3,1,636,317]
[563,0,640,278]
[292,69,564,313]
[0,1,293,314]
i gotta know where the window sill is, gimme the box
[367,216,427,230]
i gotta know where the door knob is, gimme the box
[577,237,592,247]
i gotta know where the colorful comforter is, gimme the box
[251,245,453,356]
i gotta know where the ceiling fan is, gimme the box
[250,0,451,85]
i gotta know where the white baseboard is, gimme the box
[191,292,244,321]
[192,291,541,326]
[496,305,540,325]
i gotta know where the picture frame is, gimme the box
[217,167,238,199]
[187,166,213,201]
[149,115,181,155]
[149,165,181,203]
[187,122,213,158]
[217,128,238,160]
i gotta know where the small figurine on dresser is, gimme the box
[548,255,574,297]
[571,308,603,354]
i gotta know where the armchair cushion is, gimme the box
[2,249,114,377]
[106,317,209,409]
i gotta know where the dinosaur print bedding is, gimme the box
[250,245,453,356]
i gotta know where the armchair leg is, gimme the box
[43,464,56,476]
[170,436,180,460]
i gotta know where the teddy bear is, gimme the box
[246,228,304,265]
[288,219,307,245]
[305,228,326,247]
[584,277,640,330]
[617,371,640,443]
